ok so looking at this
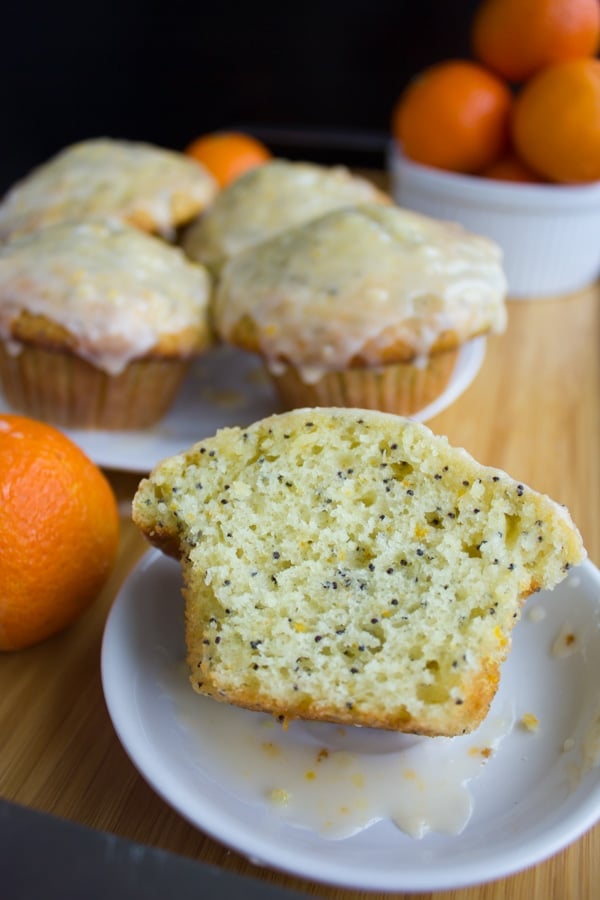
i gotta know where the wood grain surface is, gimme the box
[1,277,598,899]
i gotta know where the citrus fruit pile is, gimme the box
[391,0,600,184]
[0,414,119,651]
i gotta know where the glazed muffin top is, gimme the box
[214,204,507,376]
[0,138,218,241]
[0,219,213,375]
[182,159,390,271]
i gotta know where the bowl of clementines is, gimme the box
[388,0,600,299]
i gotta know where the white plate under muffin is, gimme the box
[0,339,486,473]
[101,549,600,893]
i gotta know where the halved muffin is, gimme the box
[132,407,585,736]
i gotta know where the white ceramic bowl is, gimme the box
[388,142,600,299]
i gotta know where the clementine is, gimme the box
[511,57,600,183]
[0,415,119,651]
[391,60,513,174]
[472,0,600,83]
[481,151,548,182]
[185,131,272,188]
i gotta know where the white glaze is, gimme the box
[552,623,579,658]
[0,138,217,240]
[183,159,388,266]
[215,204,507,376]
[0,220,211,374]
[167,660,514,841]
[527,605,547,623]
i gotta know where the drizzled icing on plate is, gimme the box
[101,553,600,893]
[167,659,515,840]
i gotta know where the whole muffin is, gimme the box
[0,219,213,429]
[213,204,507,416]
[0,137,218,242]
[182,159,390,273]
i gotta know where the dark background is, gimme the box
[0,0,481,191]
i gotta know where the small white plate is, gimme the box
[0,340,486,473]
[101,550,600,893]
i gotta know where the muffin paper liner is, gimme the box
[0,342,192,430]
[267,349,459,416]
